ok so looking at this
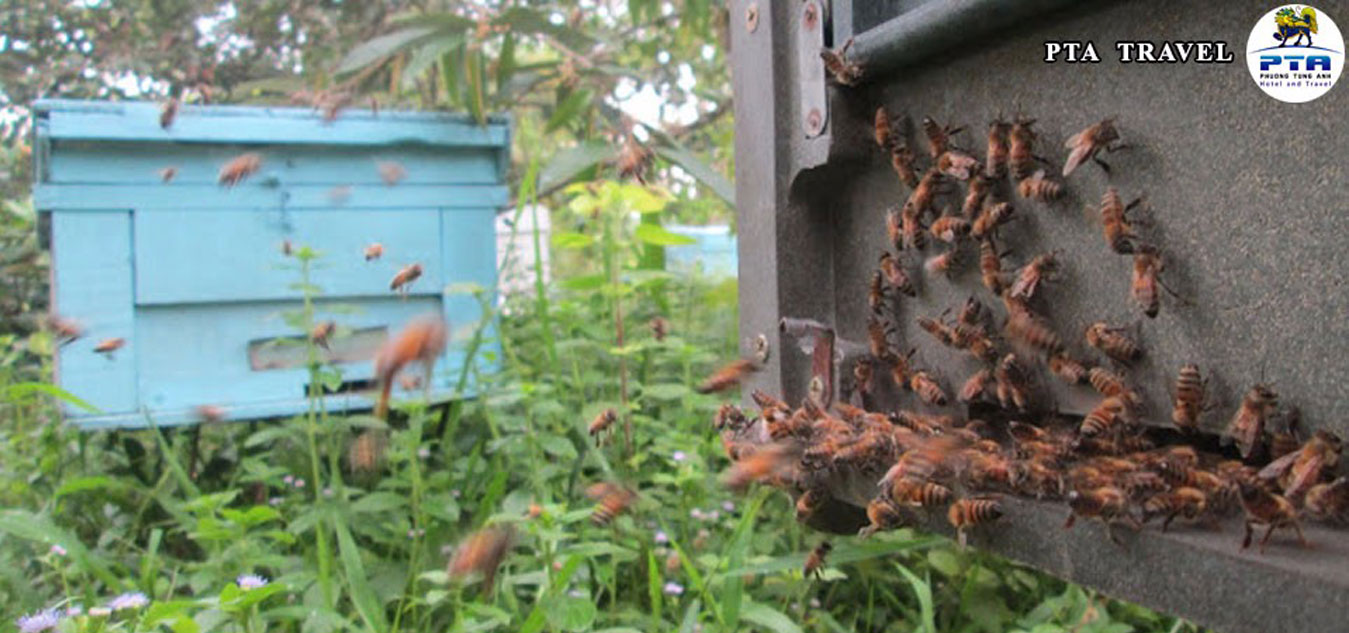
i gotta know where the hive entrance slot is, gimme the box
[306,377,377,397]
[246,325,388,371]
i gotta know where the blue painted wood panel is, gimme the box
[48,142,501,186]
[35,184,508,211]
[133,209,446,304]
[51,211,138,415]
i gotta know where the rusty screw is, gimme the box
[803,1,819,30]
[805,107,823,136]
[745,3,759,33]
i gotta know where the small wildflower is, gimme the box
[237,574,268,591]
[16,609,60,633]
[407,528,425,539]
[450,489,461,498]
[418,447,431,459]
[269,497,283,507]
[654,530,669,544]
[283,475,294,485]
[708,510,721,521]
[810,597,822,608]
[49,544,66,556]
[107,592,149,611]
[65,606,82,617]
[294,478,306,489]
[690,508,704,520]
[662,581,685,596]
[672,450,687,462]
[567,589,586,598]
[88,607,111,618]
[323,487,334,498]
[721,501,735,512]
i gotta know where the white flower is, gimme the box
[15,609,59,633]
[237,574,268,591]
[662,581,684,596]
[87,607,111,617]
[654,530,669,544]
[672,450,687,462]
[417,447,431,459]
[107,592,149,611]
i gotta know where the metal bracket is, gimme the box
[797,0,828,138]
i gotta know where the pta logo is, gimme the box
[1246,5,1344,103]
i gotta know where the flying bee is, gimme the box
[615,135,654,183]
[158,167,178,183]
[937,150,979,181]
[979,239,1008,294]
[310,320,336,351]
[194,404,225,423]
[1079,396,1132,440]
[985,117,1010,178]
[994,353,1033,412]
[909,371,949,406]
[921,116,964,159]
[878,252,917,297]
[924,250,959,277]
[1238,483,1307,553]
[1132,244,1177,318]
[46,314,84,345]
[377,161,407,186]
[93,337,126,357]
[364,242,385,261]
[1008,116,1039,181]
[1098,187,1142,254]
[1063,117,1123,176]
[328,185,353,204]
[160,97,179,129]
[962,451,1014,490]
[948,497,1003,547]
[1225,384,1278,460]
[724,442,801,491]
[1171,364,1207,432]
[373,314,447,418]
[650,316,669,342]
[820,37,863,85]
[1084,321,1142,364]
[1142,487,1209,531]
[1258,429,1342,501]
[390,263,424,294]
[588,408,618,444]
[888,478,952,508]
[1008,252,1058,300]
[1047,353,1089,385]
[929,216,971,243]
[962,174,993,219]
[959,369,993,404]
[280,239,294,256]
[971,201,1015,239]
[219,152,263,187]
[587,482,639,527]
[796,489,825,522]
[1304,477,1349,524]
[891,145,920,188]
[1017,170,1062,202]
[860,496,907,538]
[347,429,388,474]
[880,435,962,485]
[1005,311,1064,355]
[697,358,760,394]
[446,526,515,593]
[1064,486,1139,545]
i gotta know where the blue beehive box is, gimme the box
[32,99,509,429]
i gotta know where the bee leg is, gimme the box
[1103,521,1122,546]
[1162,513,1176,532]
[1241,520,1254,549]
[1258,524,1277,553]
[1064,513,1077,529]
[956,528,968,549]
[1291,520,1310,548]
[1092,156,1113,174]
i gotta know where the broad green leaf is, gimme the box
[3,381,98,412]
[349,492,407,514]
[339,27,438,74]
[896,564,935,633]
[560,274,607,291]
[402,33,467,88]
[545,596,597,632]
[539,141,613,193]
[635,224,697,247]
[546,89,594,133]
[678,599,702,633]
[54,476,116,498]
[551,232,594,249]
[333,517,389,633]
[741,601,804,633]
[653,144,735,204]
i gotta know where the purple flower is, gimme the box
[672,450,687,462]
[237,574,268,590]
[654,530,669,544]
[707,510,721,521]
[283,475,294,485]
[662,581,684,596]
[721,501,735,513]
[107,592,149,611]
[294,478,306,489]
[15,609,60,633]
[49,544,67,556]
[65,606,82,617]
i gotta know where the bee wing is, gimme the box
[1285,453,1327,498]
[1256,450,1299,482]
[1062,144,1093,177]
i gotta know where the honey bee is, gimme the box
[796,488,825,522]
[801,540,833,579]
[1141,487,1208,531]
[979,239,1008,294]
[959,369,993,403]
[588,408,618,444]
[924,250,959,277]
[1098,187,1141,254]
[904,208,929,251]
[1086,367,1133,401]
[218,152,263,187]
[962,174,993,219]
[947,497,1003,547]
[364,243,385,261]
[921,117,964,159]
[985,117,1010,178]
[994,353,1033,411]
[937,150,979,181]
[373,315,447,418]
[713,403,748,432]
[1078,396,1132,440]
[328,185,353,204]
[1008,252,1058,300]
[1257,429,1342,501]
[1063,118,1122,177]
[1008,116,1038,181]
[1132,245,1175,319]
[389,263,424,294]
[616,136,654,183]
[46,314,84,344]
[1064,486,1139,544]
[1237,483,1307,553]
[1268,407,1301,460]
[447,526,515,591]
[971,201,1015,239]
[752,390,788,412]
[868,316,896,361]
[886,206,905,251]
[1017,170,1062,202]
[909,371,948,406]
[859,496,907,537]
[868,270,886,313]
[194,404,225,423]
[1005,311,1064,355]
[929,216,971,243]
[348,429,388,474]
[310,320,336,351]
[697,358,759,394]
[160,98,179,129]
[880,435,962,485]
[377,161,407,186]
[917,315,958,347]
[1224,385,1278,460]
[1120,470,1169,500]
[878,252,917,297]
[874,107,897,151]
[724,442,800,492]
[1012,457,1066,499]
[908,170,945,218]
[159,167,178,183]
[962,451,1014,490]
[1047,353,1089,385]
[649,316,669,342]
[93,337,126,357]
[1084,321,1142,364]
[853,357,876,397]
[1171,363,1207,432]
[889,478,952,508]
[820,37,862,85]
[1304,477,1349,524]
[889,347,917,389]
[891,145,920,188]
[280,239,294,256]
[587,482,639,526]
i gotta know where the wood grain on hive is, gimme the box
[33,99,510,429]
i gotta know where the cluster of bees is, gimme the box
[702,101,1347,575]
